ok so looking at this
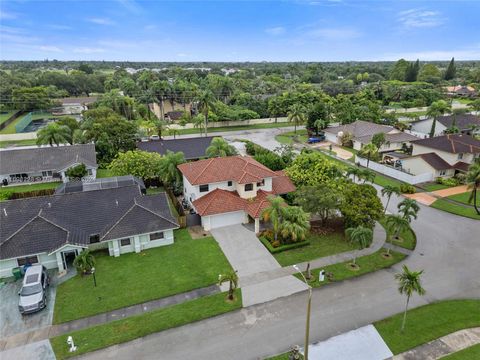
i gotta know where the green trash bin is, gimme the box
[12,267,22,281]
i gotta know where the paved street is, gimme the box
[78,127,480,360]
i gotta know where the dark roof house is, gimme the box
[412,134,480,154]
[55,176,145,195]
[137,137,215,160]
[436,114,480,131]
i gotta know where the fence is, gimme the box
[15,112,33,133]
[164,187,187,228]
[355,155,433,185]
[167,117,289,130]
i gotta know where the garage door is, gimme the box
[209,211,245,229]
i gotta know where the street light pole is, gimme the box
[91,267,97,287]
[293,265,312,360]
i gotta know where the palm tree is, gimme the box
[381,185,401,214]
[159,151,186,190]
[346,167,362,182]
[466,162,480,215]
[280,206,310,243]
[169,128,180,139]
[384,215,410,255]
[395,265,426,332]
[196,90,216,137]
[218,270,238,301]
[73,250,95,275]
[345,225,373,265]
[398,198,420,223]
[360,169,376,183]
[361,143,378,168]
[36,123,71,147]
[153,119,168,139]
[313,119,328,135]
[262,196,286,243]
[206,137,237,158]
[427,100,451,138]
[288,104,307,134]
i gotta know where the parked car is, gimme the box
[308,135,326,143]
[149,135,160,140]
[18,264,49,315]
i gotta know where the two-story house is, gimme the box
[178,156,296,232]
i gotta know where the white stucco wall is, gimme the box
[106,229,175,257]
[0,252,58,278]
[401,157,455,178]
[411,119,446,136]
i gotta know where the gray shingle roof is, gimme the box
[0,144,97,175]
[0,185,178,260]
[137,137,215,160]
[412,134,480,154]
[436,114,480,130]
[54,176,145,195]
[325,120,394,139]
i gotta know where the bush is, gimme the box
[258,236,310,254]
[400,184,416,194]
[65,163,87,180]
[0,189,14,201]
[243,140,287,170]
[435,177,459,187]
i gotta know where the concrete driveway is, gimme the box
[211,224,308,307]
[0,274,56,338]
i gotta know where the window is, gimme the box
[89,234,100,244]
[199,184,209,192]
[457,153,464,160]
[87,169,93,175]
[42,170,52,177]
[17,256,39,267]
[120,238,131,246]
[256,179,265,187]
[439,170,447,176]
[245,183,254,191]
[228,181,232,186]
[150,232,164,241]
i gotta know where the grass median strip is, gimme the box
[50,289,242,359]
[442,344,480,360]
[374,300,480,355]
[380,218,416,250]
[430,199,480,220]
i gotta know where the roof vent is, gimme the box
[48,202,51,208]
[115,200,119,206]
[3,208,7,216]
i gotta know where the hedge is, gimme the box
[259,236,310,254]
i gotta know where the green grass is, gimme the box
[375,300,480,355]
[0,110,17,125]
[275,129,308,145]
[0,181,61,193]
[273,231,355,267]
[455,98,474,104]
[50,289,242,359]
[96,168,114,178]
[372,173,404,188]
[422,183,452,192]
[0,139,38,148]
[442,344,480,360]
[265,352,304,360]
[380,218,416,250]
[177,121,294,135]
[447,191,479,205]
[430,199,480,220]
[302,250,406,288]
[53,229,232,324]
[0,111,66,134]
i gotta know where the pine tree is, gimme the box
[444,57,456,80]
[405,59,420,82]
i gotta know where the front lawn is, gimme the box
[447,191,479,205]
[422,182,452,192]
[442,344,480,360]
[176,121,294,135]
[53,229,232,323]
[51,289,242,359]
[96,168,114,178]
[374,300,480,355]
[275,129,308,145]
[273,231,355,267]
[380,218,416,250]
[430,199,480,220]
[372,173,403,188]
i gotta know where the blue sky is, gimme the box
[0,0,479,61]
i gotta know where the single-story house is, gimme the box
[0,184,178,278]
[444,85,477,98]
[410,114,480,137]
[178,156,295,232]
[137,136,215,160]
[51,96,98,116]
[54,175,146,195]
[399,153,455,178]
[0,144,98,185]
[324,120,419,152]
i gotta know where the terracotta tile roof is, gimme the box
[245,190,272,218]
[178,155,278,185]
[272,171,296,194]
[413,134,480,154]
[193,189,246,216]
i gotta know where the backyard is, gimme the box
[0,181,61,200]
[53,229,232,323]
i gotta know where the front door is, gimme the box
[61,250,78,270]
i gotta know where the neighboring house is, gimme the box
[149,102,192,120]
[178,156,296,232]
[400,153,455,178]
[0,144,98,185]
[0,185,179,278]
[444,85,477,98]
[55,175,146,195]
[137,136,215,160]
[51,97,98,116]
[410,114,480,137]
[324,120,419,152]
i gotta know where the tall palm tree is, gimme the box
[288,104,307,134]
[381,185,401,214]
[384,215,410,254]
[345,225,373,265]
[262,196,286,243]
[346,167,362,183]
[159,151,186,190]
[361,143,378,168]
[206,137,237,158]
[196,90,216,137]
[218,270,238,301]
[168,128,180,139]
[36,123,71,147]
[153,119,168,139]
[280,206,310,243]
[427,100,451,138]
[73,250,96,275]
[398,198,420,223]
[395,265,426,332]
[466,162,480,215]
[360,169,376,183]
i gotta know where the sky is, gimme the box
[0,0,479,62]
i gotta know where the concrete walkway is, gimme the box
[392,327,480,360]
[431,185,469,198]
[404,192,437,206]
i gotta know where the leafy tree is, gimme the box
[390,59,409,81]
[468,99,480,112]
[345,225,373,265]
[307,100,331,134]
[405,59,420,82]
[395,265,426,332]
[12,86,52,111]
[346,167,362,182]
[206,137,237,158]
[218,270,238,301]
[384,214,410,254]
[466,162,480,215]
[65,163,87,180]
[371,132,387,149]
[280,206,310,242]
[109,150,163,180]
[196,90,216,137]
[288,104,307,134]
[73,250,96,275]
[427,100,451,138]
[418,64,442,83]
[340,183,383,229]
[398,198,420,223]
[159,150,186,191]
[262,196,286,244]
[381,185,401,214]
[77,63,94,74]
[295,185,341,225]
[444,57,456,80]
[253,151,286,171]
[152,118,168,139]
[36,122,71,146]
[360,143,378,168]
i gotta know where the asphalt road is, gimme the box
[80,128,480,360]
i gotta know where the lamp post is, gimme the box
[91,267,97,287]
[293,264,312,360]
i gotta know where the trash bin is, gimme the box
[12,267,22,280]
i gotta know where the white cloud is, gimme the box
[398,9,444,29]
[86,17,115,26]
[0,10,18,20]
[48,24,73,30]
[265,26,286,36]
[116,0,143,14]
[378,47,480,61]
[73,47,105,54]
[306,27,361,40]
[144,24,157,31]
[36,45,63,52]
[177,53,187,57]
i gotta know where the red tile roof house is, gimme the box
[177,156,296,233]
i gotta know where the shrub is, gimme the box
[0,189,14,201]
[435,177,459,187]
[400,184,416,194]
[65,163,87,180]
[258,236,310,254]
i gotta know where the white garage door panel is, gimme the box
[210,211,245,229]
